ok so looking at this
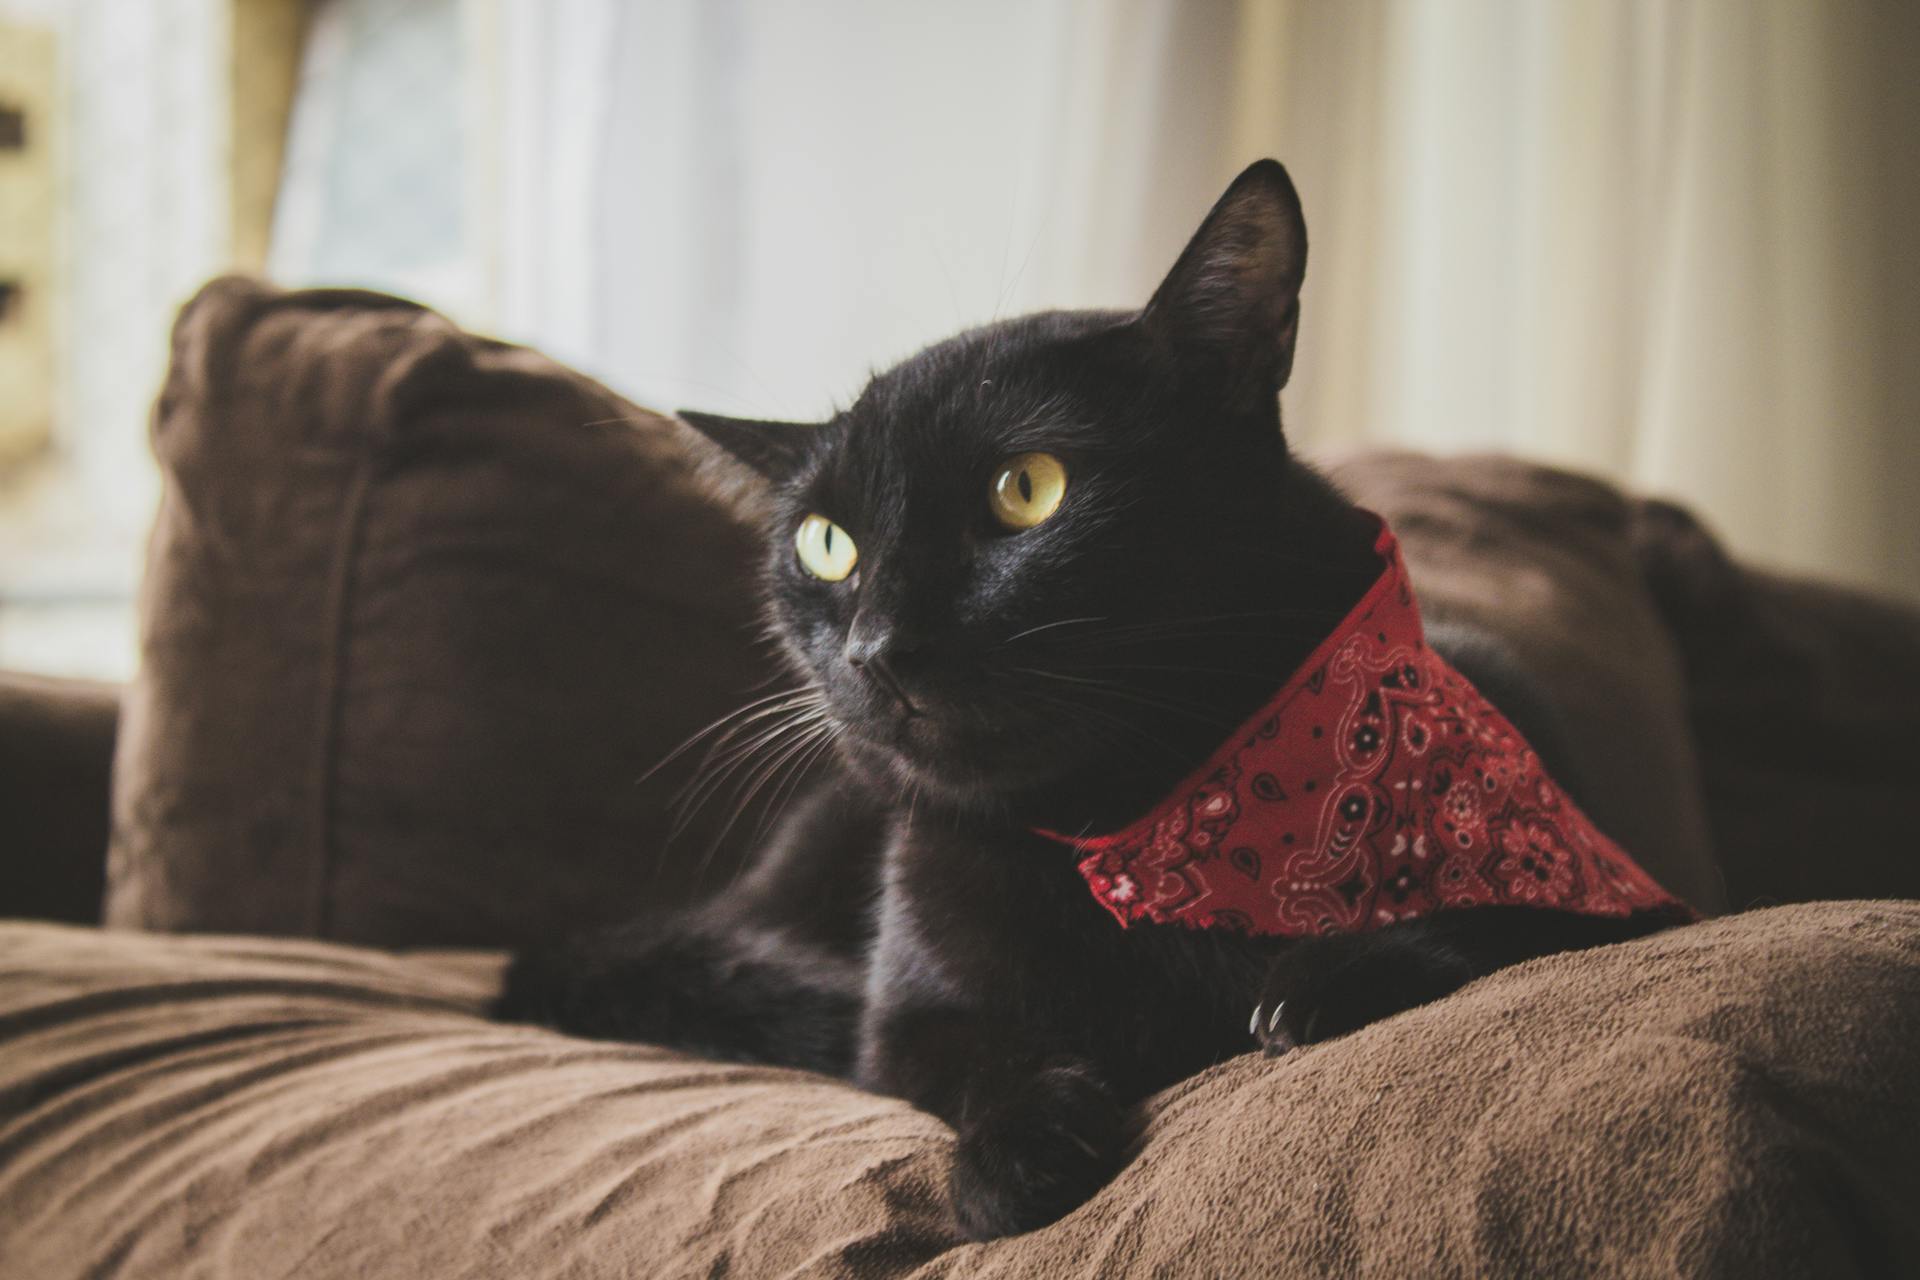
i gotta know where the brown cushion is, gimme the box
[106,277,778,947]
[0,673,119,924]
[1630,497,1920,907]
[4,905,1916,1276]
[108,280,1731,947]
[1329,451,1727,914]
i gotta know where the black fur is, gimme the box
[495,160,1682,1240]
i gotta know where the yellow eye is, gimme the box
[989,452,1068,530]
[795,514,858,581]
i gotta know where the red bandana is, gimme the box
[1041,517,1696,938]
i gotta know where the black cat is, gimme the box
[496,160,1686,1240]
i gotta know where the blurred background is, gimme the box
[0,0,1915,679]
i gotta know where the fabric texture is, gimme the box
[1331,450,1728,915]
[0,674,118,924]
[3,902,1917,1278]
[1631,495,1920,910]
[1055,518,1692,936]
[106,276,780,948]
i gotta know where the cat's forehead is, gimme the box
[831,310,1133,471]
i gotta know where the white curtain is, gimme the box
[0,0,232,678]
[1249,0,1920,603]
[433,0,1920,601]
[485,0,1241,423]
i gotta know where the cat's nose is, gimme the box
[844,626,924,672]
[844,610,933,710]
[845,618,930,712]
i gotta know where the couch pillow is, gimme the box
[1,673,119,924]
[1630,496,1920,907]
[5,902,1917,1276]
[107,277,780,947]
[108,281,1727,946]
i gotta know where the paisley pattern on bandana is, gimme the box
[1052,517,1696,938]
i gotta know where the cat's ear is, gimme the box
[1142,159,1308,390]
[677,410,816,480]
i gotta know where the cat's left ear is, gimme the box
[1142,159,1308,391]
[677,410,817,480]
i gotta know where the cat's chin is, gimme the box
[833,715,1074,811]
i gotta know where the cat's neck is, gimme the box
[1004,458,1386,837]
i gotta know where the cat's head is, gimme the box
[680,160,1372,825]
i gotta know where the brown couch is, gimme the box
[3,278,1918,1277]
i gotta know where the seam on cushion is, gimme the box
[308,452,380,940]
[303,316,473,941]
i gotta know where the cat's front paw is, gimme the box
[949,1060,1124,1240]
[1252,930,1477,1056]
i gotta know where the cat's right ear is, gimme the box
[1141,159,1308,392]
[676,410,816,481]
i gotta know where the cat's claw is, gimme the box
[1256,928,1478,1057]
[1252,999,1297,1057]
